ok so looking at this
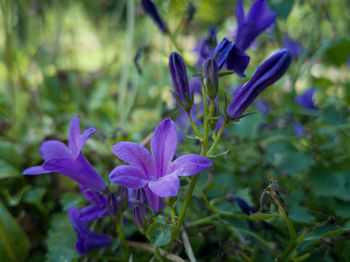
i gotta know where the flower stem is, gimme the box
[186,111,202,139]
[116,220,130,253]
[206,121,227,157]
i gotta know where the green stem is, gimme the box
[186,111,202,139]
[206,121,227,157]
[169,206,176,225]
[202,87,209,151]
[274,197,297,262]
[116,220,130,253]
[118,0,134,126]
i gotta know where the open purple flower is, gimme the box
[109,118,212,212]
[295,88,317,110]
[68,206,112,254]
[235,0,276,51]
[79,186,108,223]
[210,37,250,77]
[227,49,292,119]
[22,115,106,192]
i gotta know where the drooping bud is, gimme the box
[169,52,192,111]
[227,49,292,120]
[107,192,119,218]
[141,0,167,33]
[203,58,219,100]
[132,188,148,230]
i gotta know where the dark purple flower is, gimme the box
[68,206,112,254]
[227,49,292,119]
[283,34,303,57]
[293,123,305,137]
[169,52,192,111]
[210,37,250,77]
[347,56,350,67]
[141,0,167,33]
[107,192,119,218]
[234,196,256,215]
[194,26,217,66]
[22,115,106,192]
[109,118,212,212]
[295,88,317,110]
[235,0,276,51]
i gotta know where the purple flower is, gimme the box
[293,123,305,137]
[68,206,112,254]
[109,118,212,212]
[227,49,292,119]
[255,99,270,116]
[295,88,317,110]
[210,37,250,77]
[235,0,276,51]
[79,186,108,223]
[169,52,192,111]
[194,26,217,66]
[132,188,148,229]
[283,34,303,57]
[141,0,167,33]
[22,115,106,192]
[347,56,350,67]
[203,58,219,100]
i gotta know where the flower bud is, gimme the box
[132,189,148,230]
[141,0,167,33]
[107,192,119,218]
[203,58,219,100]
[119,187,129,212]
[227,49,292,120]
[169,52,192,111]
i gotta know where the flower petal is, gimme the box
[22,165,50,175]
[79,204,107,223]
[148,174,180,198]
[151,118,177,178]
[109,165,148,189]
[144,185,165,212]
[168,154,212,177]
[69,115,81,157]
[82,231,112,254]
[43,154,106,192]
[236,0,245,26]
[112,142,154,175]
[40,140,71,161]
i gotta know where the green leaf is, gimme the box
[147,222,175,248]
[270,0,295,21]
[288,202,314,224]
[230,113,262,140]
[0,141,21,179]
[0,200,30,262]
[46,213,80,262]
[309,167,350,201]
[324,39,350,66]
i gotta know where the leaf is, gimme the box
[309,167,350,201]
[0,141,21,179]
[147,222,175,248]
[230,113,262,140]
[270,0,295,21]
[324,39,350,66]
[288,202,314,224]
[0,200,30,262]
[46,213,80,262]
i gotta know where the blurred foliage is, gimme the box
[0,0,350,261]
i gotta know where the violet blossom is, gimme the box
[295,87,317,110]
[227,49,292,120]
[141,0,167,33]
[194,26,217,66]
[210,37,250,77]
[109,118,212,212]
[68,206,112,254]
[293,123,305,137]
[22,115,106,192]
[235,0,276,51]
